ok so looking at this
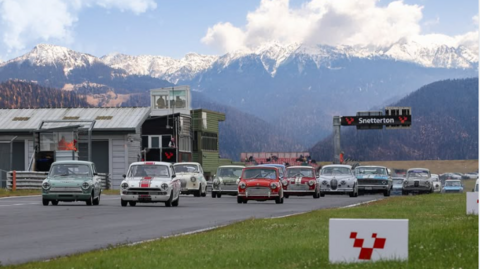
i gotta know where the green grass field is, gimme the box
[6,193,477,269]
[0,189,41,197]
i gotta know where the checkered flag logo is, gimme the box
[350,232,387,260]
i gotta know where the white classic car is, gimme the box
[431,174,442,193]
[319,164,358,197]
[402,168,433,195]
[120,161,180,207]
[173,162,207,197]
[212,165,245,198]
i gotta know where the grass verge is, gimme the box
[6,194,478,269]
[0,189,41,197]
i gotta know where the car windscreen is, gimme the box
[287,168,313,177]
[393,179,404,185]
[50,164,91,177]
[321,167,351,176]
[445,181,462,187]
[355,167,386,175]
[174,164,199,173]
[128,165,170,178]
[242,168,277,180]
[407,170,429,178]
[217,167,243,178]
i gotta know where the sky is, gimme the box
[0,0,477,61]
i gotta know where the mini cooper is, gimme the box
[42,161,102,206]
[319,164,358,197]
[120,162,180,207]
[283,166,320,198]
[354,166,392,196]
[212,165,245,198]
[237,166,284,204]
[402,168,433,195]
[441,179,464,193]
[173,162,207,197]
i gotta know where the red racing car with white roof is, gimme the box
[237,166,284,204]
[120,161,180,207]
[283,166,320,199]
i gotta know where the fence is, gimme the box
[5,171,111,190]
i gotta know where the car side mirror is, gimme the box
[122,174,126,178]
[172,174,176,178]
[93,172,98,176]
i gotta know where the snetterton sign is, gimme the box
[341,115,411,126]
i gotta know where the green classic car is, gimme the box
[42,161,102,206]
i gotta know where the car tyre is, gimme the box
[51,200,59,206]
[237,196,243,204]
[217,193,222,198]
[121,200,128,207]
[42,199,49,206]
[212,191,217,198]
[129,201,136,206]
[172,196,179,207]
[320,192,325,197]
[93,193,101,205]
[242,199,248,204]
[86,193,93,206]
[165,192,173,207]
[384,187,391,197]
[201,184,207,197]
[194,185,201,197]
[275,196,282,204]
[284,194,289,199]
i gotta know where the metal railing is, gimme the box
[6,171,111,190]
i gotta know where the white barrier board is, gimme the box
[329,219,408,263]
[466,192,479,215]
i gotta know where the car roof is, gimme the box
[130,161,172,166]
[52,160,93,165]
[287,166,314,169]
[407,168,430,171]
[322,164,352,168]
[246,166,278,170]
[260,164,286,168]
[174,162,201,166]
[217,165,245,168]
[445,179,461,182]
[355,165,387,169]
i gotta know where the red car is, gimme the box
[283,166,320,199]
[237,166,284,204]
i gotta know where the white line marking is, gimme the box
[128,225,229,246]
[0,195,41,200]
[340,198,381,208]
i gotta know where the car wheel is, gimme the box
[172,196,179,207]
[217,193,222,198]
[51,200,58,206]
[93,193,101,206]
[275,196,282,204]
[165,192,173,207]
[320,192,325,197]
[349,191,355,197]
[86,193,93,206]
[212,191,217,198]
[284,194,289,199]
[194,185,201,197]
[384,188,391,197]
[129,201,136,207]
[237,196,243,204]
[242,199,248,204]
[121,200,128,207]
[402,190,408,196]
[42,199,49,206]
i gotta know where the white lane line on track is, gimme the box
[128,225,229,246]
[0,195,41,200]
[340,198,381,208]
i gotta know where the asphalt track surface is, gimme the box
[0,193,383,265]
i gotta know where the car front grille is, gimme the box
[49,187,83,193]
[331,179,338,190]
[246,187,270,196]
[358,179,385,185]
[219,184,238,191]
[288,184,309,191]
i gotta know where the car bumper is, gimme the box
[43,193,91,201]
[320,188,354,193]
[284,190,315,195]
[238,193,280,199]
[121,194,171,202]
[358,185,390,192]
[181,187,200,194]
[403,186,431,192]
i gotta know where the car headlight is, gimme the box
[82,182,91,189]
[161,183,169,190]
[282,180,288,186]
[239,182,246,189]
[42,182,50,189]
[121,182,129,190]
[191,177,197,182]
[322,180,327,185]
[270,182,277,189]
[340,180,346,185]
[213,179,220,186]
[309,180,316,186]
[382,180,387,185]
[425,181,430,187]
[403,181,408,186]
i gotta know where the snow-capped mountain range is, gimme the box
[0,41,477,84]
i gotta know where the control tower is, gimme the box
[150,85,191,116]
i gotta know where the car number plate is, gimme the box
[365,187,372,190]
[139,194,151,198]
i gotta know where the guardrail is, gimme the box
[6,171,111,190]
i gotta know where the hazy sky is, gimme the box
[0,0,477,60]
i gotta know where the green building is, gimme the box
[191,109,242,180]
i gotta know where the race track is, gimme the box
[0,194,383,265]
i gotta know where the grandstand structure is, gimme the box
[240,152,318,167]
